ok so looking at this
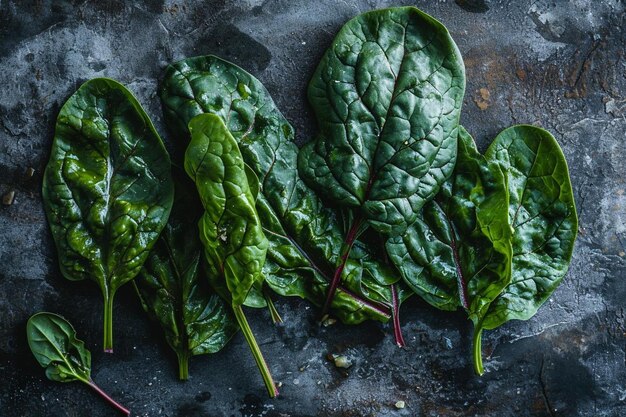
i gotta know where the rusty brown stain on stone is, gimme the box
[474,87,491,110]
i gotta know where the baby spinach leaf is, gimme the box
[159,55,403,331]
[386,127,512,367]
[27,312,130,415]
[42,78,174,352]
[298,6,465,313]
[135,171,238,380]
[184,113,277,397]
[477,125,578,373]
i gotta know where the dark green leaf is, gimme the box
[26,312,130,415]
[135,171,238,380]
[42,78,174,351]
[386,126,512,367]
[160,55,399,325]
[299,6,465,236]
[27,312,91,383]
[482,125,578,329]
[184,113,277,398]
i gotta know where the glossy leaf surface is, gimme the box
[160,55,399,325]
[299,6,465,235]
[26,312,130,415]
[27,312,91,384]
[136,172,238,380]
[185,114,269,306]
[184,113,277,397]
[386,127,512,322]
[482,125,578,329]
[42,78,174,351]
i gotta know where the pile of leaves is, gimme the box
[28,6,577,413]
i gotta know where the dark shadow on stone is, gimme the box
[455,0,490,13]
[194,24,271,74]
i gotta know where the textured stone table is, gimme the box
[1,1,625,416]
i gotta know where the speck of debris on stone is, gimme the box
[395,400,405,409]
[322,316,337,327]
[2,190,15,206]
[26,167,35,177]
[277,381,283,388]
[332,354,352,369]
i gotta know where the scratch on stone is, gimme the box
[157,18,170,35]
[508,321,570,344]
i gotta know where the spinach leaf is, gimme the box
[160,56,404,333]
[387,125,578,374]
[27,312,130,415]
[386,127,512,369]
[298,6,465,313]
[135,170,238,380]
[184,113,277,397]
[477,125,578,373]
[42,78,174,352]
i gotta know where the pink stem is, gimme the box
[321,216,364,317]
[87,380,130,416]
[391,284,406,347]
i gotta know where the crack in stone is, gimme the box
[539,357,556,417]
[0,118,20,137]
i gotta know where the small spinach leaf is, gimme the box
[160,55,401,330]
[42,78,174,352]
[184,113,277,397]
[477,125,578,373]
[135,171,238,380]
[386,126,512,369]
[27,312,130,415]
[298,6,465,313]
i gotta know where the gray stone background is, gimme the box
[1,0,625,416]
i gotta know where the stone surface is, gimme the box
[1,1,625,416]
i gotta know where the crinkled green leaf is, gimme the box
[299,6,465,236]
[136,171,238,380]
[184,114,268,306]
[482,125,578,329]
[184,113,277,398]
[42,78,174,351]
[386,126,512,367]
[386,127,511,320]
[160,55,399,325]
[27,312,91,383]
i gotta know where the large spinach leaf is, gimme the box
[386,127,512,371]
[135,171,238,380]
[27,312,130,415]
[298,6,465,313]
[184,113,277,397]
[42,78,174,352]
[160,55,406,334]
[387,125,578,374]
[477,125,578,373]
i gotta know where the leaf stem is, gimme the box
[177,350,190,380]
[87,379,130,416]
[103,292,115,353]
[321,215,364,317]
[263,286,283,324]
[391,284,406,347]
[473,324,484,376]
[232,304,279,398]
